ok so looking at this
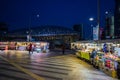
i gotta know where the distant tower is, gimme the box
[114,0,120,38]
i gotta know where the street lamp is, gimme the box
[89,17,94,21]
[37,14,40,18]
[89,17,94,40]
[105,11,109,15]
[28,14,40,42]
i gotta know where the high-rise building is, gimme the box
[73,24,83,40]
[114,0,120,38]
[105,15,114,39]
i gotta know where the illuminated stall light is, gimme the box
[5,45,8,50]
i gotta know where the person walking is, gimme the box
[28,43,32,54]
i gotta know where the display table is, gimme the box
[18,46,27,51]
[98,57,118,78]
[76,50,118,78]
[76,51,90,61]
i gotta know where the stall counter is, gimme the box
[76,50,90,61]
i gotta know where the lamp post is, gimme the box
[89,17,94,40]
[97,0,100,40]
[28,14,40,42]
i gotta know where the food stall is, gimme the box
[71,41,120,78]
[15,41,49,53]
[17,42,28,51]
[8,42,16,50]
[89,42,120,78]
[72,42,100,62]
[0,42,8,50]
[32,42,49,53]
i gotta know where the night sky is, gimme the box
[0,0,114,31]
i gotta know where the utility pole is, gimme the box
[97,0,100,40]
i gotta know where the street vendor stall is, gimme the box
[32,42,49,53]
[0,42,8,50]
[71,41,120,79]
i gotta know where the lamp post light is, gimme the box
[37,14,40,18]
[105,11,109,15]
[89,17,94,21]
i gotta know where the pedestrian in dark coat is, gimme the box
[62,44,65,54]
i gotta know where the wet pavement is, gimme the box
[0,50,119,80]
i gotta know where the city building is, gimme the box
[114,0,120,38]
[100,28,105,40]
[105,15,114,39]
[5,25,79,45]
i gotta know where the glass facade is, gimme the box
[114,0,120,38]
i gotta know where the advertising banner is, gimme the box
[93,26,99,40]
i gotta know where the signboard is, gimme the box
[27,35,32,41]
[93,26,99,40]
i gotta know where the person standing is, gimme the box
[90,49,97,65]
[62,44,65,54]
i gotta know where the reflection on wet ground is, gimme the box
[0,50,118,80]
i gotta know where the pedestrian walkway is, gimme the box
[0,50,118,80]
[0,58,35,80]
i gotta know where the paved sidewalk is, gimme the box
[0,50,118,80]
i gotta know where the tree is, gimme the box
[0,22,8,31]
